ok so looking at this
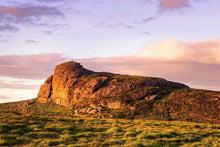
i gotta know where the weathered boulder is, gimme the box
[38,61,189,108]
[88,108,98,114]
[100,100,126,109]
[145,95,159,100]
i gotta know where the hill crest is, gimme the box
[38,61,188,108]
[0,61,219,124]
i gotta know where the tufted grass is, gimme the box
[0,113,219,147]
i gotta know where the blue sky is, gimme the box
[0,0,220,102]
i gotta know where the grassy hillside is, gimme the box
[0,98,72,117]
[0,88,219,124]
[0,114,219,146]
[132,89,220,124]
[163,89,220,123]
[0,88,219,146]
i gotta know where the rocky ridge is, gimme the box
[38,61,188,112]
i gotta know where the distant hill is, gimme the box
[0,61,219,124]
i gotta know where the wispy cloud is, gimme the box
[0,88,38,103]
[0,5,64,32]
[0,5,63,20]
[0,95,10,99]
[93,23,135,29]
[37,0,62,3]
[25,40,38,44]
[142,17,155,23]
[0,53,66,79]
[134,17,155,25]
[43,30,52,35]
[0,23,19,32]
[0,81,40,90]
[143,31,150,34]
[0,76,44,102]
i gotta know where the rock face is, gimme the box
[38,75,53,103]
[38,61,189,108]
[50,62,92,106]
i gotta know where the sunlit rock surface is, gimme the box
[38,61,189,107]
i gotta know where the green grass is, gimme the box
[0,113,219,146]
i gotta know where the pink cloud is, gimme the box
[159,0,190,11]
[0,53,66,79]
[0,5,63,32]
[0,6,25,17]
[0,81,40,90]
[79,38,220,91]
[0,95,10,99]
[0,53,66,103]
[0,5,63,19]
[79,57,220,91]
[138,38,220,63]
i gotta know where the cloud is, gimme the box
[0,5,64,32]
[25,40,38,44]
[78,38,220,91]
[0,77,42,102]
[134,17,155,24]
[0,95,10,99]
[159,0,190,11]
[137,38,220,63]
[142,17,155,23]
[37,0,62,3]
[0,81,40,90]
[43,30,53,34]
[143,32,150,34]
[0,5,63,20]
[0,23,19,32]
[0,53,65,103]
[79,57,220,91]
[0,88,38,103]
[0,39,9,43]
[93,23,135,29]
[0,53,66,79]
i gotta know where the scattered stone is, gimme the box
[109,114,114,118]
[79,108,87,113]
[130,106,135,110]
[86,108,92,113]
[88,109,98,114]
[106,100,126,109]
[145,95,159,100]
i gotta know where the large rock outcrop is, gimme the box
[38,61,189,107]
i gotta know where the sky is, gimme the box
[0,0,220,103]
